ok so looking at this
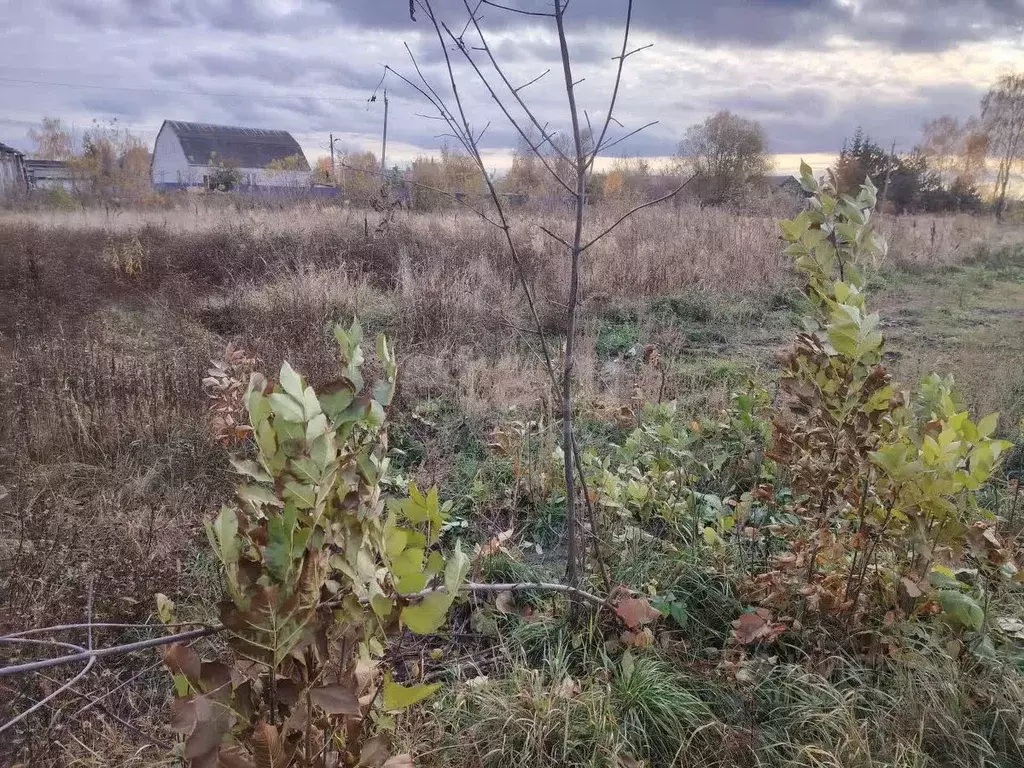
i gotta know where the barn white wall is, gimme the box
[152,123,310,188]
[241,168,311,187]
[151,125,199,186]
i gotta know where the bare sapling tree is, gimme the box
[982,72,1024,219]
[392,0,691,590]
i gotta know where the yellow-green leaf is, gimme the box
[269,392,304,423]
[279,360,304,402]
[401,591,452,634]
[206,505,240,566]
[155,593,176,624]
[382,674,440,711]
[977,412,999,438]
[444,541,470,594]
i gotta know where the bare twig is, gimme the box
[539,225,572,249]
[514,69,551,93]
[3,621,212,638]
[585,0,635,172]
[442,15,574,192]
[596,120,658,156]
[0,627,216,678]
[413,2,563,392]
[581,175,695,253]
[0,637,96,736]
[0,581,607,682]
[457,0,571,168]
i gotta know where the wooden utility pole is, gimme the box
[380,90,389,179]
[329,132,335,186]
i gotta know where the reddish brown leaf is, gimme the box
[614,597,662,629]
[620,628,655,648]
[249,721,286,768]
[169,696,197,734]
[357,734,392,767]
[184,695,231,760]
[731,608,787,646]
[309,683,361,716]
[163,642,201,683]
[200,662,232,698]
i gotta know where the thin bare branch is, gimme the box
[514,69,551,93]
[415,0,563,392]
[458,0,484,38]
[3,621,212,638]
[458,0,573,169]
[617,42,653,60]
[581,174,695,253]
[0,637,95,735]
[585,0,635,173]
[0,627,216,678]
[441,17,575,193]
[595,120,658,155]
[539,225,572,249]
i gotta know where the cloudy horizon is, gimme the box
[1,0,1021,175]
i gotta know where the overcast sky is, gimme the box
[1,0,1021,173]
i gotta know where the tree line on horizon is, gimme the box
[20,73,1024,216]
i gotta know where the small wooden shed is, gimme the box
[0,142,28,198]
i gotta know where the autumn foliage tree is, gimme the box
[677,110,772,205]
[337,150,383,206]
[27,116,75,160]
[71,119,151,202]
[982,72,1024,218]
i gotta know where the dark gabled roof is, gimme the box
[768,174,800,187]
[0,141,24,157]
[162,120,309,170]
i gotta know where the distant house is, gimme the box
[767,174,808,198]
[150,120,311,189]
[0,142,27,198]
[25,159,75,192]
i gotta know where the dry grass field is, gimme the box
[1,199,1023,766]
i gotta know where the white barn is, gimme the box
[150,120,310,189]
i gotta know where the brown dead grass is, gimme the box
[0,202,1020,764]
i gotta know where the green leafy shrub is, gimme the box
[161,321,469,767]
[752,165,1016,646]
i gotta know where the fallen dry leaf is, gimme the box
[494,591,516,614]
[474,529,513,560]
[615,596,662,629]
[620,628,655,648]
[731,608,787,646]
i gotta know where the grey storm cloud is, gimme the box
[0,0,1019,165]
[43,0,1024,49]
